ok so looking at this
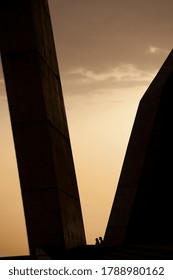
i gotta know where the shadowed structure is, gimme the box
[105,50,173,246]
[0,0,85,256]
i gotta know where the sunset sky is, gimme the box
[0,0,173,256]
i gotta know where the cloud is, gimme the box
[147,46,169,55]
[148,46,160,54]
[67,64,156,85]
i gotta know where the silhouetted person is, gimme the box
[99,236,104,245]
[95,238,100,245]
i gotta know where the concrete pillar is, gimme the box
[0,0,86,255]
[105,50,173,246]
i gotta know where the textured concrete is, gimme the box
[105,50,173,246]
[0,0,86,255]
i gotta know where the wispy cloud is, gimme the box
[147,46,169,55]
[67,64,156,85]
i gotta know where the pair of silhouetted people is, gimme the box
[95,236,104,245]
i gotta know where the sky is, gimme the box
[0,0,173,256]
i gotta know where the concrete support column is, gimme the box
[0,0,86,255]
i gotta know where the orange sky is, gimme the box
[0,0,173,256]
[0,63,29,257]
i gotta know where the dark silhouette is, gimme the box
[104,49,173,246]
[0,0,86,256]
[95,236,104,245]
[99,237,104,245]
[95,238,100,246]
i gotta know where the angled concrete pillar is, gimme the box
[0,0,86,255]
[105,50,173,245]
